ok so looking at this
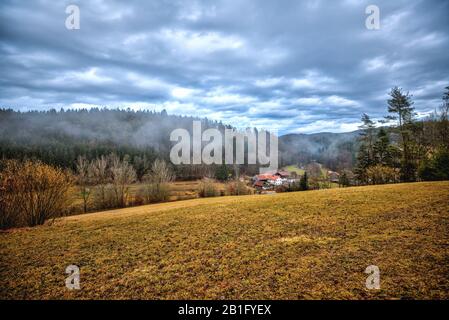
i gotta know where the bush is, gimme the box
[338,170,352,187]
[139,159,174,204]
[88,154,137,210]
[366,165,400,185]
[198,181,220,197]
[215,165,231,182]
[92,184,120,210]
[226,180,253,196]
[418,149,449,181]
[0,160,73,229]
[274,185,288,193]
[0,183,20,229]
[275,181,301,193]
[131,193,145,206]
[109,154,137,208]
[288,181,302,192]
[140,182,171,203]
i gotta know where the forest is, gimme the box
[354,86,449,185]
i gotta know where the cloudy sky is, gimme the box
[1,0,448,134]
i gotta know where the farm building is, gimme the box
[327,171,340,183]
[252,170,297,190]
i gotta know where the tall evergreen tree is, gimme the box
[215,164,230,181]
[439,86,449,150]
[373,128,391,166]
[299,172,309,191]
[386,87,416,182]
[355,114,376,183]
[355,144,370,183]
[359,113,376,165]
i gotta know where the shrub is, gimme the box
[109,154,137,208]
[131,193,145,206]
[274,185,288,193]
[275,181,301,193]
[226,180,253,196]
[338,170,352,187]
[87,154,138,210]
[215,164,231,182]
[0,160,73,229]
[140,182,171,203]
[90,156,109,209]
[0,181,21,229]
[75,156,94,213]
[198,181,220,197]
[366,165,400,185]
[418,149,449,181]
[94,184,120,210]
[288,181,302,192]
[140,159,174,204]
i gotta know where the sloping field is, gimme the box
[1,182,448,299]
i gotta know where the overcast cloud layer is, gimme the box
[1,0,448,134]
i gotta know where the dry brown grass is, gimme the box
[68,180,225,213]
[1,181,448,299]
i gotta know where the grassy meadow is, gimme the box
[283,165,306,176]
[1,181,448,299]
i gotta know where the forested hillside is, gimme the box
[0,108,361,175]
[0,108,234,179]
[2,84,449,182]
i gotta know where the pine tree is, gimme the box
[359,113,376,165]
[299,172,308,191]
[439,86,449,150]
[215,164,230,181]
[373,128,391,166]
[338,171,350,187]
[355,114,377,184]
[355,144,370,184]
[386,87,417,182]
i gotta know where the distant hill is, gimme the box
[279,131,361,171]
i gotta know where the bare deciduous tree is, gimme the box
[109,154,137,207]
[149,159,174,184]
[75,156,93,213]
[90,155,109,208]
[141,159,174,203]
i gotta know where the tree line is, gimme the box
[0,154,176,229]
[0,154,256,229]
[0,108,266,179]
[355,86,449,184]
[75,154,175,213]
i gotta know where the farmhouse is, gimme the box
[327,170,340,183]
[274,170,291,179]
[254,180,266,188]
[252,170,296,190]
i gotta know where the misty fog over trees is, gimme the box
[1,85,448,184]
[0,107,360,176]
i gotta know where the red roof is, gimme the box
[256,174,278,181]
[254,181,265,187]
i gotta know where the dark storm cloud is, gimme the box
[1,0,448,133]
